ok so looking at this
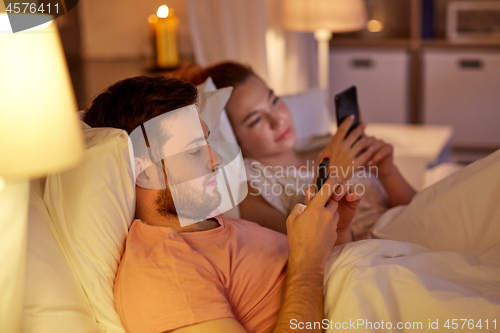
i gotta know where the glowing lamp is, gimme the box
[0,14,84,333]
[282,0,367,93]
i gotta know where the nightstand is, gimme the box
[329,122,454,190]
[365,123,453,190]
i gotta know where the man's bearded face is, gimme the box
[155,166,222,219]
[131,105,247,226]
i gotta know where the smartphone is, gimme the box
[315,158,330,194]
[334,86,360,137]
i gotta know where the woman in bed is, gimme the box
[179,61,416,238]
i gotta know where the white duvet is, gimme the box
[323,150,500,332]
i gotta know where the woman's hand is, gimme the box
[323,116,374,181]
[365,138,396,178]
[330,181,363,232]
[363,136,416,207]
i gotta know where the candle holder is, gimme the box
[147,5,181,72]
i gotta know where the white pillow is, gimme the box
[371,149,500,252]
[43,124,135,332]
[197,77,236,145]
[24,178,104,333]
[196,77,243,219]
[281,88,332,144]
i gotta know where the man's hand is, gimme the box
[305,178,363,245]
[286,175,343,270]
[323,116,374,181]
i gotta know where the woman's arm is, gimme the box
[376,165,416,207]
[239,185,288,234]
[366,139,416,207]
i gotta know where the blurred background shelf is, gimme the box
[330,38,500,50]
[330,39,413,49]
[421,39,500,49]
[328,0,500,163]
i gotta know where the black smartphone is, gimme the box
[334,86,360,137]
[315,158,330,194]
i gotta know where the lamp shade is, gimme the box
[282,0,367,33]
[0,14,84,178]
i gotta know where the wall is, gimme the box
[79,0,193,60]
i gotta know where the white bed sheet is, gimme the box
[324,240,500,331]
[323,149,500,331]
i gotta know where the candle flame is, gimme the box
[157,5,169,18]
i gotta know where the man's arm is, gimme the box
[170,177,343,333]
[271,247,325,333]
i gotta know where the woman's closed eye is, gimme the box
[271,96,280,106]
[248,117,261,128]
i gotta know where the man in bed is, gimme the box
[84,76,363,333]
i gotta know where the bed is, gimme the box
[324,148,500,331]
[22,85,500,332]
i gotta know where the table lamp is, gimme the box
[0,14,84,333]
[282,0,367,94]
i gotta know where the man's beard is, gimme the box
[155,174,222,220]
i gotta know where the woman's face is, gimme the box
[225,76,296,160]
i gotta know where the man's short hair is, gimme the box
[84,76,198,134]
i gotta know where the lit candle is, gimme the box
[148,5,180,69]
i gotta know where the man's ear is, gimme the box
[135,159,167,190]
[134,157,147,183]
[134,157,155,187]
